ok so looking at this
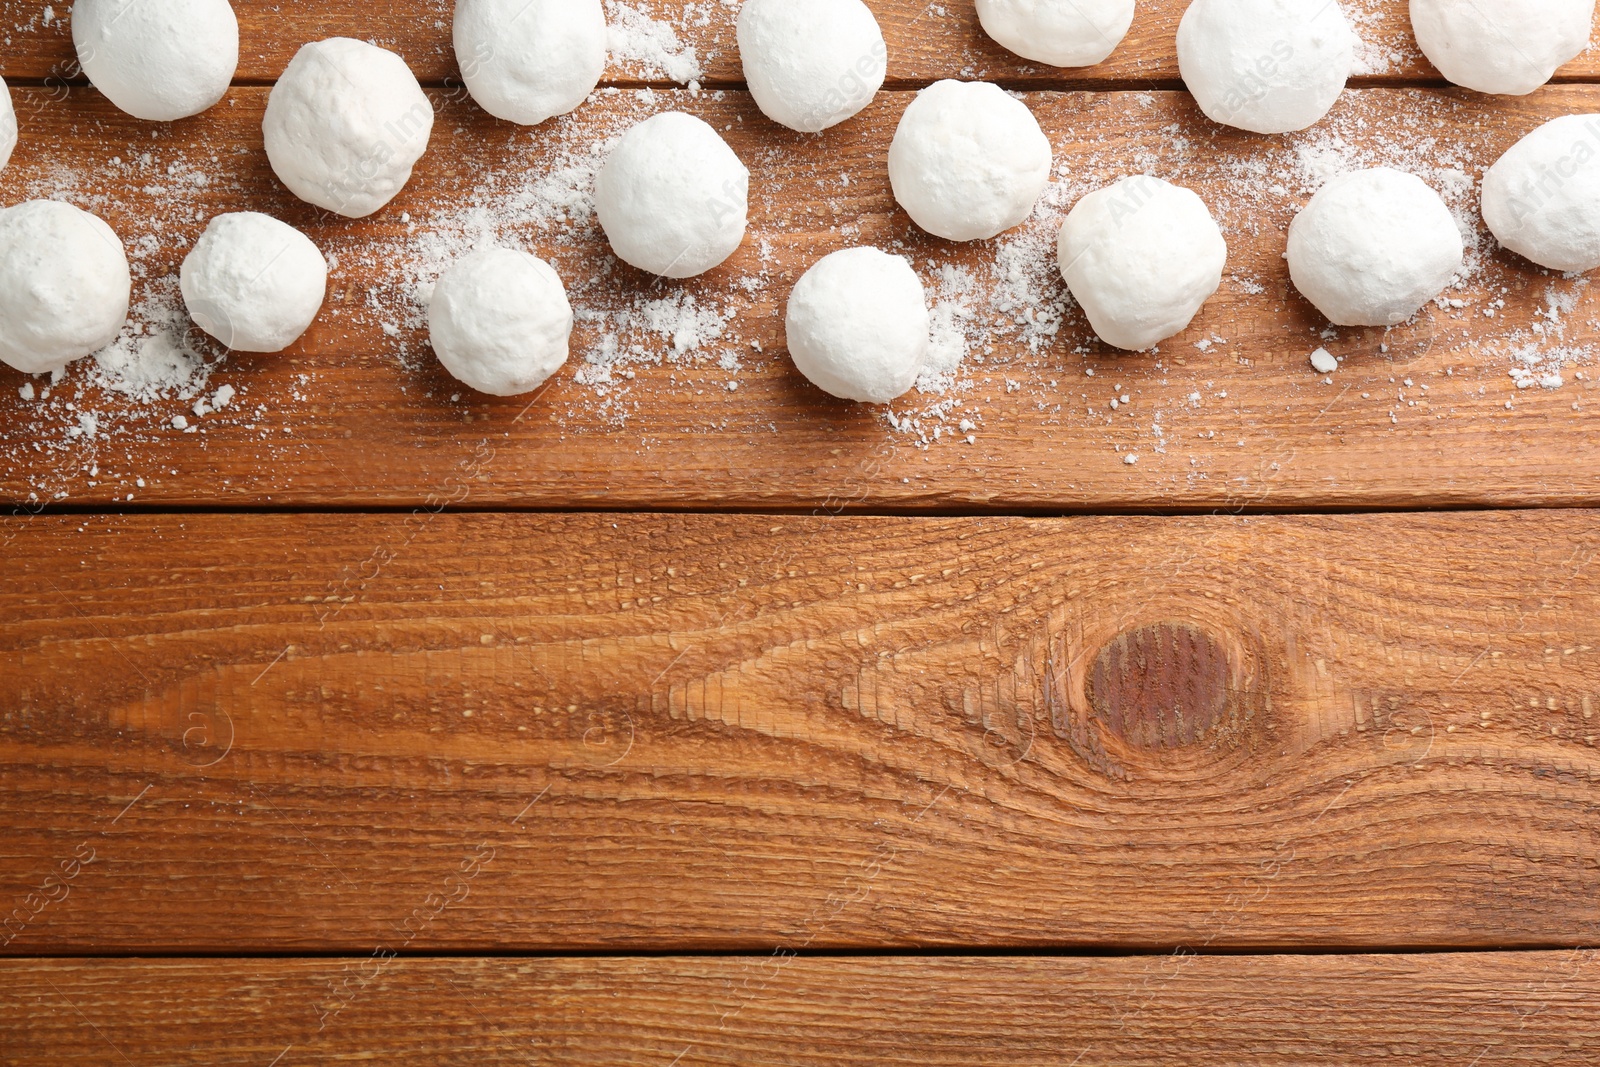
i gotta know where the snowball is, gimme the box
[1057,176,1228,351]
[454,0,607,126]
[1287,167,1464,327]
[263,38,434,218]
[975,0,1136,67]
[429,249,573,397]
[72,0,239,121]
[888,80,1052,242]
[1410,0,1595,95]
[1177,0,1354,134]
[0,200,131,375]
[738,0,886,133]
[0,78,15,173]
[1482,114,1600,273]
[180,212,328,353]
[785,247,930,403]
[594,112,749,278]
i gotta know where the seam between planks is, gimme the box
[6,944,1597,962]
[11,501,1600,521]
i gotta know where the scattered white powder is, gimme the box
[1501,279,1594,389]
[1345,0,1415,76]
[922,264,978,390]
[605,2,705,84]
[577,291,736,384]
[4,5,55,45]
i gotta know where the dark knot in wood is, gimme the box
[1087,622,1232,749]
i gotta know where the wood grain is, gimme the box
[4,510,1599,952]
[2,953,1598,1065]
[4,86,1600,511]
[2,0,1599,87]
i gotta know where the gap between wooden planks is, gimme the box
[2,0,1600,87]
[3,953,1597,1066]
[2,510,1598,953]
[1,86,1599,511]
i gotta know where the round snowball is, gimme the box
[738,0,887,133]
[786,247,930,403]
[1483,115,1600,272]
[1410,0,1595,96]
[1057,176,1228,351]
[454,0,606,126]
[429,249,573,397]
[264,38,435,218]
[72,0,239,121]
[1287,167,1464,327]
[888,80,1052,242]
[0,200,131,375]
[180,213,328,353]
[975,0,1136,67]
[1177,0,1354,134]
[594,112,749,279]
[0,78,15,173]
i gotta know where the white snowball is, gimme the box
[975,0,1136,67]
[1177,0,1354,134]
[1057,176,1228,351]
[72,0,239,121]
[0,200,131,375]
[738,0,886,133]
[429,249,573,397]
[0,78,15,173]
[1410,0,1595,95]
[1483,115,1600,272]
[888,80,1052,242]
[594,112,749,278]
[263,38,435,218]
[454,0,607,126]
[1287,167,1464,327]
[785,247,930,403]
[180,213,328,353]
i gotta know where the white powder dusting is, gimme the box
[605,2,706,84]
[1500,279,1594,390]
[1345,0,1416,76]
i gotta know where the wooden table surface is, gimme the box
[3,2,1600,1063]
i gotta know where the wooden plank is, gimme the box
[2,952,1597,1065]
[3,0,1600,87]
[3,510,1599,952]
[4,85,1600,511]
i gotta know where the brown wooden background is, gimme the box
[3,2,1599,1063]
